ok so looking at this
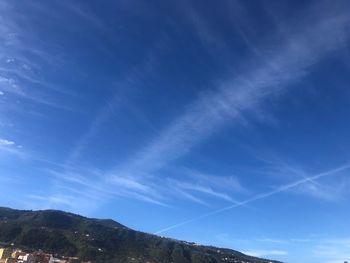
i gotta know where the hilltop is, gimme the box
[0,207,282,263]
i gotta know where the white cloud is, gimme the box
[312,238,350,263]
[172,180,239,203]
[263,161,350,202]
[173,187,211,206]
[155,163,350,234]
[294,181,345,201]
[0,91,4,95]
[110,176,152,193]
[0,138,15,146]
[238,153,350,202]
[0,137,29,159]
[0,2,80,112]
[0,72,76,111]
[21,64,31,70]
[110,2,350,190]
[181,168,248,194]
[0,75,17,87]
[26,193,95,212]
[28,0,350,215]
[212,235,350,263]
[242,249,288,257]
[256,238,287,244]
[44,168,168,207]
[103,2,350,217]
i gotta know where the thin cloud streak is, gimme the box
[247,155,347,202]
[59,2,350,209]
[0,138,15,146]
[0,2,80,113]
[174,187,211,207]
[181,168,248,195]
[172,180,240,204]
[24,1,350,212]
[111,8,350,183]
[45,168,169,207]
[67,95,120,162]
[154,162,350,234]
[241,249,287,257]
[67,43,162,162]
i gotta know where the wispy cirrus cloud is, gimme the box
[241,249,288,257]
[109,2,350,182]
[264,161,349,202]
[93,1,350,211]
[255,238,287,244]
[180,168,248,194]
[36,0,350,213]
[54,38,168,207]
[294,180,349,202]
[0,137,24,157]
[18,0,349,221]
[172,187,211,207]
[43,168,169,208]
[309,238,350,263]
[25,193,99,214]
[214,235,350,263]
[0,138,15,146]
[155,162,350,234]
[272,236,350,261]
[170,180,240,204]
[0,2,80,113]
[162,167,248,207]
[236,144,350,202]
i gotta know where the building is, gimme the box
[68,258,80,263]
[0,247,82,263]
[33,252,51,263]
[0,258,16,263]
[11,250,22,260]
[17,253,35,263]
[0,248,13,260]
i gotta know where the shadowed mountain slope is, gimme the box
[0,207,282,263]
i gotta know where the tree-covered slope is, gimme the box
[0,207,281,263]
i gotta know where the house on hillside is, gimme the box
[0,248,12,260]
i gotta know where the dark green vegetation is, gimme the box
[0,207,281,263]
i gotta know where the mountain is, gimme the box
[0,207,282,263]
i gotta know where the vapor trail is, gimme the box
[154,163,350,234]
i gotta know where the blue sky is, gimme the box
[1,0,350,262]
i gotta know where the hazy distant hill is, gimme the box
[0,207,282,263]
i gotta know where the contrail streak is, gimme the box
[154,163,350,234]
